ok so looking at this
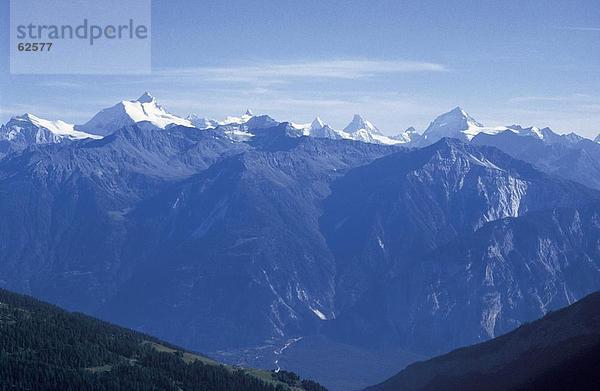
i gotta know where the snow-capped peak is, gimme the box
[78,92,193,136]
[288,115,405,145]
[136,91,155,104]
[220,110,255,126]
[311,116,326,130]
[17,113,75,135]
[506,125,544,139]
[431,106,483,130]
[420,107,508,145]
[344,114,380,134]
[1,113,100,146]
[304,116,341,139]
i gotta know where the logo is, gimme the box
[10,0,151,74]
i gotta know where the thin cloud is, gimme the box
[35,80,86,89]
[509,94,594,104]
[155,59,448,83]
[560,26,600,31]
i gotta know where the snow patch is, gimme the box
[310,307,327,320]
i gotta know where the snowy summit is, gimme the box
[78,92,193,136]
[0,113,100,146]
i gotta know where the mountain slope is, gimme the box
[473,130,600,190]
[0,287,326,391]
[320,138,599,316]
[0,124,248,312]
[99,136,397,351]
[365,202,600,355]
[365,291,600,391]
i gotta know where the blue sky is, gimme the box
[1,0,600,137]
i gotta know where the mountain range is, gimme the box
[2,92,599,153]
[1,93,600,389]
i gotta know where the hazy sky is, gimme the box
[1,0,600,137]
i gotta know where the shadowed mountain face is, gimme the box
[2,123,600,390]
[319,139,600,353]
[365,290,600,391]
[321,139,597,311]
[0,125,249,311]
[326,203,600,356]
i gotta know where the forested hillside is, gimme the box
[0,288,326,391]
